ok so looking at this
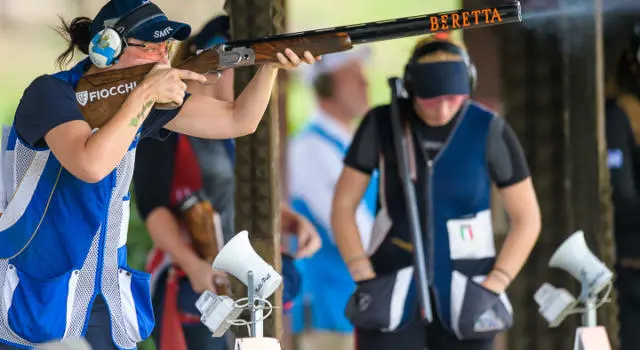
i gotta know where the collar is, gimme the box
[310,108,353,146]
[53,58,92,88]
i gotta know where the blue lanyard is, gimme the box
[307,123,379,216]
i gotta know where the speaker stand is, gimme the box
[234,270,282,350]
[573,271,611,350]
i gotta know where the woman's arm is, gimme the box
[186,69,235,102]
[280,203,322,259]
[483,178,541,293]
[45,90,155,183]
[163,50,318,139]
[482,118,541,292]
[145,207,218,293]
[331,110,381,281]
[45,67,206,183]
[332,166,376,282]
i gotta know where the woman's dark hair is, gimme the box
[54,16,93,69]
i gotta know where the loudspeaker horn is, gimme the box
[549,230,612,295]
[213,230,282,299]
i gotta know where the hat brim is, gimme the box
[301,46,372,85]
[128,18,191,42]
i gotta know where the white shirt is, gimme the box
[287,108,374,249]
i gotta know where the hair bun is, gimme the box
[69,17,92,55]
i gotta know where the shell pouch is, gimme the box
[118,266,155,343]
[450,271,513,340]
[344,266,415,332]
[3,264,79,343]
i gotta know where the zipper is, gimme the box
[94,173,115,293]
[416,102,469,312]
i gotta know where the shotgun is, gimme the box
[74,2,522,128]
[388,77,432,323]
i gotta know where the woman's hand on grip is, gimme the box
[140,65,208,105]
[273,48,321,70]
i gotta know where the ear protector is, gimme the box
[403,39,477,96]
[88,2,166,68]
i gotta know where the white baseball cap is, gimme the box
[300,46,372,85]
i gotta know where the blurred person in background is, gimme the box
[332,34,541,350]
[288,46,379,350]
[605,22,640,350]
[171,14,237,244]
[133,14,322,350]
[0,0,318,347]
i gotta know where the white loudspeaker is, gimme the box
[549,231,613,295]
[213,230,282,299]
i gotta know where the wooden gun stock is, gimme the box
[180,195,230,296]
[75,33,352,129]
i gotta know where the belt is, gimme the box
[619,258,640,270]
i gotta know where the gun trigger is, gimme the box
[205,70,222,83]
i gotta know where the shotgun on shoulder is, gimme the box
[75,2,522,128]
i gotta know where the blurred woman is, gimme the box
[332,34,541,350]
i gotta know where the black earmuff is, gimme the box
[403,40,477,96]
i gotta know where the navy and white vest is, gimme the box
[0,59,153,349]
[368,100,513,336]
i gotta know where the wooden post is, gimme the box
[501,19,577,349]
[499,0,617,348]
[228,0,285,341]
[561,0,618,347]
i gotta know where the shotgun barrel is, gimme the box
[75,2,523,128]
[223,2,521,47]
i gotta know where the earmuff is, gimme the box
[403,40,477,96]
[88,2,166,68]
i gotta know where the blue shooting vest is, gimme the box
[369,101,513,334]
[290,121,378,333]
[0,59,153,350]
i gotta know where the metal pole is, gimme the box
[254,300,264,338]
[580,271,597,327]
[248,271,256,337]
[583,298,597,327]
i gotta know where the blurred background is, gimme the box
[1,0,640,349]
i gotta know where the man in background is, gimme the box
[288,47,378,350]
